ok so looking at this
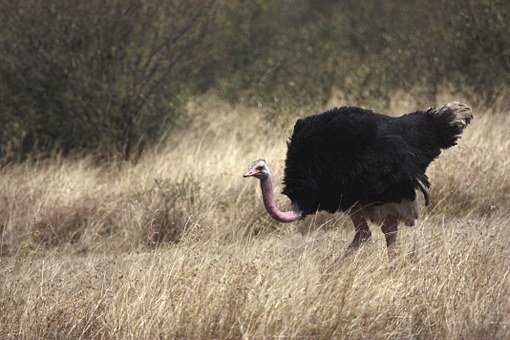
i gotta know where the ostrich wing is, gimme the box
[351,134,422,205]
[283,108,428,215]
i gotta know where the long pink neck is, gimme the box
[260,174,302,223]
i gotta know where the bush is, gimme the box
[209,0,510,109]
[0,0,215,161]
[1,0,508,162]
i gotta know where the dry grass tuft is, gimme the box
[1,96,509,339]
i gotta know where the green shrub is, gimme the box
[0,0,215,161]
[209,0,510,109]
[1,0,508,161]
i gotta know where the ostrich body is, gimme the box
[243,102,473,257]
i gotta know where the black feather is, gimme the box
[282,104,471,216]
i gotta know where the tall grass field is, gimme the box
[1,96,509,339]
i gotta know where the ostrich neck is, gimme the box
[260,174,302,223]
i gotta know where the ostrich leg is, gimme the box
[347,211,372,250]
[328,211,372,268]
[381,216,399,259]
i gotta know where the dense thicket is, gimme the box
[0,0,215,161]
[209,0,510,108]
[0,0,508,160]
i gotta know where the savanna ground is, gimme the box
[1,95,509,339]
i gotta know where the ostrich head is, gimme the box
[243,159,270,179]
[243,159,302,223]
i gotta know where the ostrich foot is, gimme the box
[381,216,399,260]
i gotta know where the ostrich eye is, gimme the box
[256,166,264,171]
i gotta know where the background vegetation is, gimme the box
[0,0,509,160]
[1,98,509,338]
[1,1,509,338]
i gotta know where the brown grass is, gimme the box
[1,96,509,339]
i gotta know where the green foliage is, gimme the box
[0,0,214,161]
[209,0,510,108]
[0,0,508,161]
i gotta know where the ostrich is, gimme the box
[243,102,473,258]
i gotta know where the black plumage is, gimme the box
[282,103,473,216]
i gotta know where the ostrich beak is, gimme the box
[243,170,256,178]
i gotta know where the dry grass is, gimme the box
[1,96,509,339]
